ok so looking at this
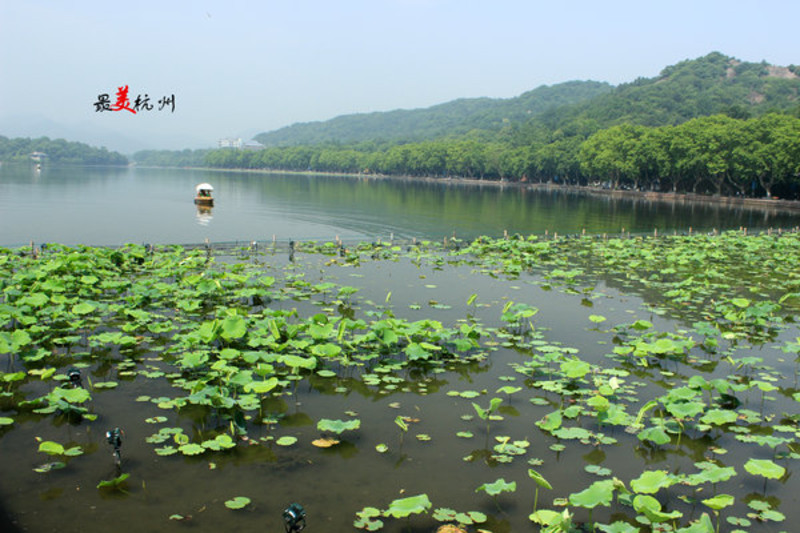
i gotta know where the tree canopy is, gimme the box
[0,136,128,165]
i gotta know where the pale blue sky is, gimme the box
[1,0,797,153]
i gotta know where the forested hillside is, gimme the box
[255,52,800,148]
[516,51,800,139]
[254,81,613,147]
[0,136,128,165]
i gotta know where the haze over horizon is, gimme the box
[1,1,798,154]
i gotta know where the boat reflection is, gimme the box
[196,205,213,226]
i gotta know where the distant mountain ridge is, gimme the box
[254,81,613,146]
[255,52,800,147]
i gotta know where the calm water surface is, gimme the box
[2,164,799,246]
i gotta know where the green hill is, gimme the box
[254,81,613,147]
[255,52,800,147]
[530,51,800,133]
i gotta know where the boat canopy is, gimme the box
[195,183,214,192]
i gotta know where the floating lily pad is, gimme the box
[224,496,251,510]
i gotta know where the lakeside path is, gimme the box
[161,165,800,215]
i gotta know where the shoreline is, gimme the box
[163,165,800,214]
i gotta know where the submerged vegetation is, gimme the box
[1,231,799,532]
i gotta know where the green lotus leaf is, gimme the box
[633,494,682,522]
[569,479,614,509]
[665,400,705,419]
[743,458,785,479]
[20,293,49,307]
[51,386,91,404]
[63,446,83,457]
[312,343,342,358]
[552,426,592,440]
[384,493,431,519]
[702,494,734,510]
[536,411,562,432]
[699,408,738,426]
[561,359,591,379]
[179,443,205,456]
[476,478,517,497]
[0,417,14,426]
[528,469,552,490]
[317,418,360,434]
[71,302,97,315]
[280,354,317,370]
[38,441,65,456]
[276,436,297,446]
[224,496,251,510]
[529,509,563,526]
[596,521,640,533]
[637,426,671,445]
[630,470,675,494]
[220,316,247,340]
[155,446,178,456]
[97,473,130,489]
[244,377,278,394]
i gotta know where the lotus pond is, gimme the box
[1,232,799,533]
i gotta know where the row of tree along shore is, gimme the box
[193,113,800,200]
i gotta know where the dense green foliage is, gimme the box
[0,136,128,165]
[132,148,209,167]
[1,232,799,532]
[204,113,800,198]
[254,81,613,147]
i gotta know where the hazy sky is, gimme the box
[1,0,798,153]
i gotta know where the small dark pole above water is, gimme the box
[106,428,123,469]
[67,368,83,389]
[283,503,306,532]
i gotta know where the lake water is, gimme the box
[2,164,799,247]
[2,166,800,533]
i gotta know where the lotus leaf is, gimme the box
[569,479,614,509]
[637,426,671,446]
[317,418,360,433]
[699,408,738,426]
[38,441,65,456]
[596,522,640,533]
[560,359,591,379]
[179,443,205,456]
[224,496,251,509]
[743,458,785,479]
[384,493,432,519]
[630,470,675,494]
[97,473,130,489]
[702,494,734,510]
[244,377,278,394]
[633,494,682,522]
[476,478,516,497]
